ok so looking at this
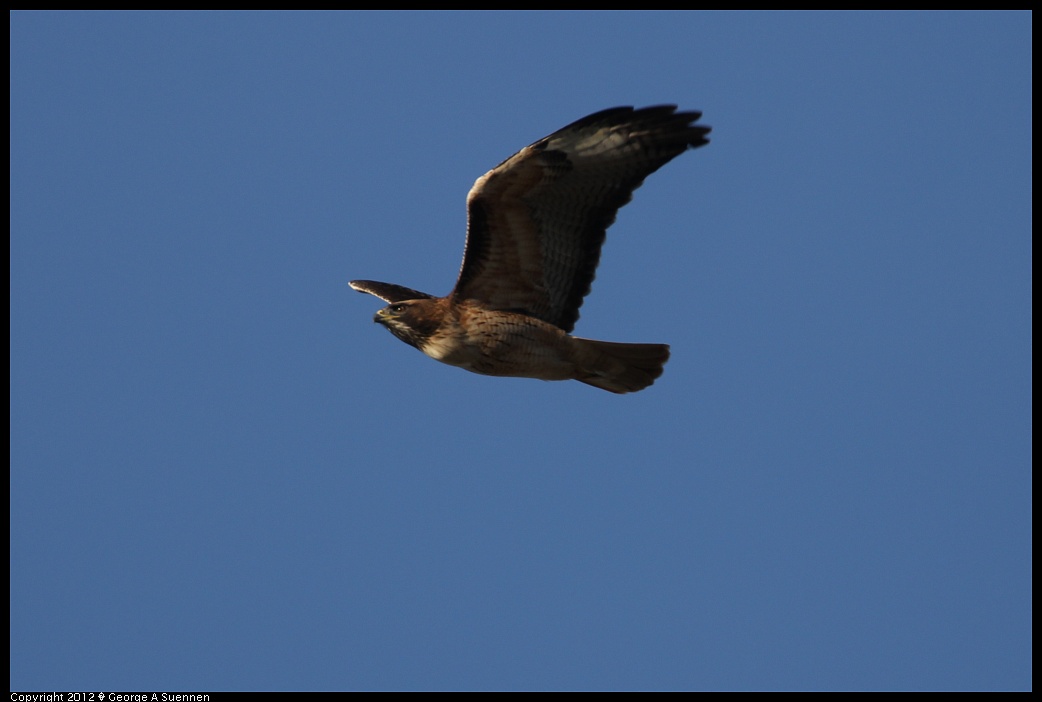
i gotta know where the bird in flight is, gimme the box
[350,105,710,393]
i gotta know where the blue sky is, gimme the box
[10,11,1031,691]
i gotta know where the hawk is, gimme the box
[350,105,710,393]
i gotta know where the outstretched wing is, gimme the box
[349,280,434,303]
[452,105,710,332]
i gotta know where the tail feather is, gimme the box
[572,338,671,394]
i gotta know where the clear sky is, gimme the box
[10,11,1031,692]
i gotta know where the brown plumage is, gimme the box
[350,105,710,393]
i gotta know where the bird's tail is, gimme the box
[572,338,671,394]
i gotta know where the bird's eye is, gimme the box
[390,304,405,313]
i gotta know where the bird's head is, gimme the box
[374,299,442,350]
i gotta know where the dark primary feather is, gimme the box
[348,280,434,303]
[453,105,710,332]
